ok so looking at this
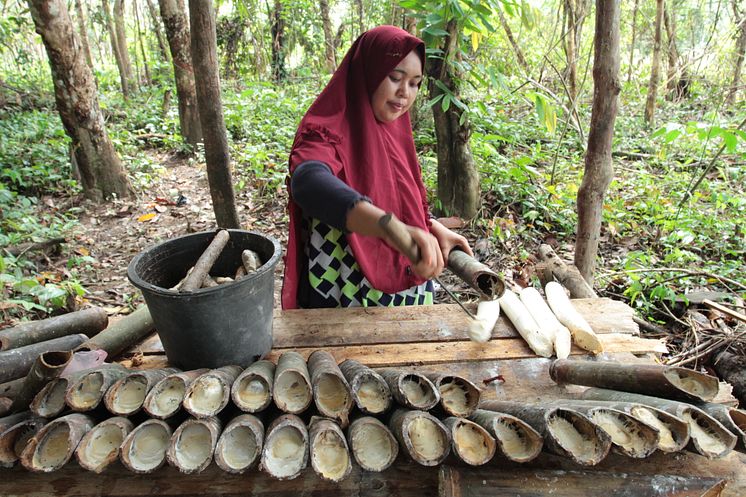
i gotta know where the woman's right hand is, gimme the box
[403,225,444,280]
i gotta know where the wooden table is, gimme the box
[2,299,745,496]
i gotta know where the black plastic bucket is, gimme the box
[127,230,280,370]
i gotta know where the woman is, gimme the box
[282,25,473,309]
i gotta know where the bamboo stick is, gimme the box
[260,414,308,480]
[181,230,230,292]
[346,416,398,472]
[143,369,209,419]
[389,408,450,466]
[104,367,179,416]
[77,306,154,360]
[0,334,88,383]
[442,416,496,466]
[231,360,275,413]
[308,416,351,482]
[65,364,129,412]
[380,369,439,411]
[0,415,47,468]
[0,307,108,351]
[339,359,391,415]
[120,418,173,473]
[273,351,312,414]
[469,409,543,462]
[20,413,95,472]
[214,413,263,473]
[307,351,353,427]
[183,366,242,418]
[166,416,221,474]
[10,351,72,414]
[75,417,134,473]
[426,373,480,417]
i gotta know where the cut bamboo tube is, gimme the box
[260,414,308,480]
[214,414,264,473]
[389,408,450,466]
[104,367,179,416]
[181,230,230,292]
[550,358,720,402]
[0,307,107,351]
[232,360,275,413]
[143,368,209,419]
[308,351,353,427]
[120,418,172,473]
[75,417,134,473]
[0,397,9,416]
[698,403,746,453]
[380,369,439,411]
[65,364,129,412]
[447,249,505,300]
[20,413,94,472]
[346,416,398,472]
[547,399,659,458]
[469,409,543,462]
[582,388,737,458]
[166,416,221,474]
[480,400,611,466]
[339,359,391,415]
[183,366,242,418]
[308,416,351,482]
[0,334,88,383]
[442,417,496,466]
[10,350,71,414]
[77,306,154,360]
[426,374,480,417]
[0,411,33,433]
[30,376,70,418]
[0,415,47,468]
[0,377,24,399]
[273,351,312,414]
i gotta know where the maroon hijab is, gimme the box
[282,26,429,309]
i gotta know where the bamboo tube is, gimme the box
[389,408,449,466]
[380,370,439,411]
[65,364,129,412]
[480,400,611,466]
[339,359,391,415]
[214,414,264,473]
[0,397,10,416]
[120,418,172,473]
[0,307,108,351]
[581,388,737,458]
[0,377,24,398]
[20,413,94,472]
[426,374,480,417]
[77,306,154,360]
[260,414,308,480]
[0,416,47,468]
[442,417,496,466]
[30,378,69,418]
[0,411,33,432]
[469,409,543,462]
[546,399,659,458]
[104,367,179,416]
[0,334,88,383]
[308,416,351,482]
[307,351,353,427]
[75,417,134,473]
[183,366,242,418]
[550,359,720,403]
[273,352,312,414]
[447,249,505,300]
[231,360,275,413]
[167,416,221,474]
[698,403,746,453]
[143,368,209,419]
[347,416,398,472]
[10,351,72,414]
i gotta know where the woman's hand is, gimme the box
[405,225,444,280]
[429,218,474,262]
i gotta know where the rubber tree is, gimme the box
[319,0,335,73]
[270,0,286,81]
[663,2,683,100]
[102,0,129,97]
[73,0,94,68]
[114,0,136,90]
[727,0,746,107]
[188,0,240,228]
[27,0,132,201]
[145,0,172,64]
[159,0,202,146]
[644,0,664,125]
[562,0,591,102]
[574,0,621,285]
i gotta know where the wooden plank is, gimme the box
[266,334,667,367]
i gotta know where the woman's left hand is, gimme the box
[429,219,474,263]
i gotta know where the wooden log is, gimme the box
[426,374,480,417]
[78,306,154,360]
[120,418,172,473]
[380,370,439,411]
[273,352,312,414]
[75,417,134,473]
[103,367,179,416]
[166,416,221,474]
[20,413,95,472]
[0,415,47,468]
[143,369,209,419]
[260,414,309,480]
[214,413,263,474]
[181,230,230,292]
[65,364,130,412]
[0,334,88,383]
[182,365,242,418]
[231,360,275,413]
[389,408,450,466]
[537,244,598,298]
[346,416,398,472]
[307,350,353,427]
[446,249,505,300]
[339,359,392,415]
[468,409,543,462]
[0,307,108,351]
[10,350,72,414]
[308,416,351,482]
[550,358,720,402]
[712,351,746,406]
[442,417,496,466]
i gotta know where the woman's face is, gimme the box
[371,50,423,123]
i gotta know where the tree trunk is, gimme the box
[427,19,480,219]
[27,0,132,202]
[135,1,152,85]
[563,0,591,101]
[188,0,240,229]
[574,0,620,285]
[145,0,171,64]
[102,0,129,97]
[114,0,136,91]
[644,0,664,125]
[497,8,529,74]
[319,0,335,73]
[354,0,364,36]
[627,0,639,83]
[159,0,202,147]
[270,0,286,82]
[73,0,93,68]
[663,4,680,100]
[727,1,746,106]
